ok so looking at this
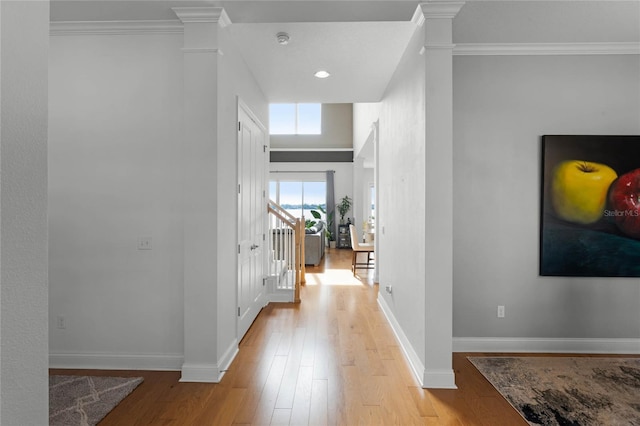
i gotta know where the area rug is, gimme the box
[49,375,143,426]
[469,357,640,426]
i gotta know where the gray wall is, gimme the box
[453,54,640,341]
[49,32,186,367]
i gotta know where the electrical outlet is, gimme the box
[385,285,393,294]
[138,237,152,250]
[56,315,66,329]
[497,305,505,318]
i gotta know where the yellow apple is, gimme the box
[551,160,617,224]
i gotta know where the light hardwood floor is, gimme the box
[51,248,527,425]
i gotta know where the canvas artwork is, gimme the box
[540,135,640,277]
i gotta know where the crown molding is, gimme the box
[181,47,224,56]
[50,20,183,36]
[269,148,353,152]
[454,42,640,56]
[172,7,231,27]
[412,1,466,26]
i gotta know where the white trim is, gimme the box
[377,295,457,389]
[266,293,295,303]
[377,295,425,388]
[269,148,354,152]
[217,339,240,381]
[454,42,640,56]
[413,2,466,24]
[172,7,231,27]
[179,340,238,382]
[50,20,183,36]
[411,6,426,27]
[180,363,220,383]
[423,369,457,389]
[453,337,640,354]
[49,352,183,370]
[181,47,223,55]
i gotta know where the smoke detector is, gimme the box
[276,32,290,45]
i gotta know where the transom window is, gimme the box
[269,103,321,135]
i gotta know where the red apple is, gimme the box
[607,168,640,239]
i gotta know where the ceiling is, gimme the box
[51,1,421,103]
[228,21,416,102]
[50,0,640,103]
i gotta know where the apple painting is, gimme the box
[607,168,640,239]
[541,135,640,277]
[551,160,617,225]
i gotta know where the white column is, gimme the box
[372,120,380,283]
[415,1,464,389]
[353,156,365,230]
[1,0,49,422]
[173,7,230,383]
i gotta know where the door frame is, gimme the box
[236,97,269,341]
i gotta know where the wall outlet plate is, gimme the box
[138,237,152,250]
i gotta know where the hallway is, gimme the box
[51,248,524,425]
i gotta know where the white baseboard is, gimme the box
[217,339,239,381]
[49,352,183,371]
[180,363,220,383]
[453,337,640,354]
[180,339,240,383]
[423,369,457,389]
[265,292,294,303]
[377,295,425,387]
[377,295,457,389]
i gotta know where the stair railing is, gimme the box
[267,199,306,302]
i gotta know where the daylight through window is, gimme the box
[269,103,321,135]
[269,178,326,221]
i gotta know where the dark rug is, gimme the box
[469,357,640,426]
[49,375,143,426]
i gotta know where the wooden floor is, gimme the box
[50,248,527,426]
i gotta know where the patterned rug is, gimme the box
[49,375,143,426]
[469,357,640,426]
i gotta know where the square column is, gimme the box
[173,7,230,383]
[414,1,464,389]
[1,1,50,422]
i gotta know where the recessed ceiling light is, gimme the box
[276,32,290,45]
[314,70,331,79]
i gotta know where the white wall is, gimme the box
[49,32,185,368]
[453,54,640,348]
[1,1,49,423]
[271,103,353,150]
[353,102,380,158]
[376,25,427,363]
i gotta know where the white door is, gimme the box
[237,102,266,340]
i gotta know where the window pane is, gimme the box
[303,181,326,220]
[297,103,321,134]
[279,181,303,217]
[269,181,277,202]
[270,104,296,134]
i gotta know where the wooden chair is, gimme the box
[349,224,374,276]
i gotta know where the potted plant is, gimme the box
[325,211,335,247]
[337,195,352,224]
[311,206,334,246]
